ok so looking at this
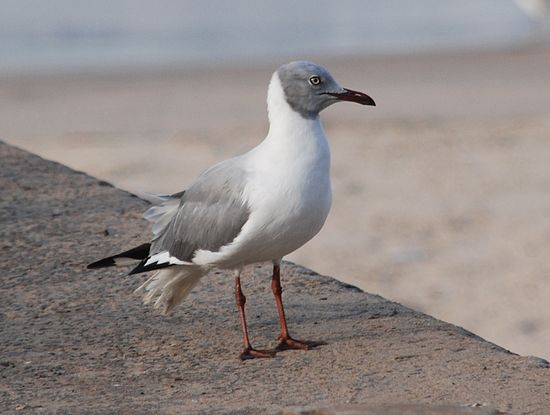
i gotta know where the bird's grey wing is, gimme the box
[149,158,250,262]
[143,190,186,237]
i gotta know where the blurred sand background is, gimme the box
[3,44,550,360]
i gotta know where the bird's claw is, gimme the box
[239,347,276,360]
[275,336,326,351]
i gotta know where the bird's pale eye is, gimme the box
[308,75,321,86]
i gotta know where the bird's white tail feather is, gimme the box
[135,266,205,314]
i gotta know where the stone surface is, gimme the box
[282,404,502,415]
[1,141,550,414]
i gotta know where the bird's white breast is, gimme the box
[241,116,332,262]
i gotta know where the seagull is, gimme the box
[88,61,375,360]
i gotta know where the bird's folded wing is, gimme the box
[143,191,185,237]
[149,158,251,263]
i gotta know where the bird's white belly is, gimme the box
[226,171,331,266]
[246,165,331,261]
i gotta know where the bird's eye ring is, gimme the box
[308,75,321,86]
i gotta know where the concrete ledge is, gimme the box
[282,404,503,415]
[1,141,549,414]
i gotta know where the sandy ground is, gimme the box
[2,45,550,360]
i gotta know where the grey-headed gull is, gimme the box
[88,61,375,360]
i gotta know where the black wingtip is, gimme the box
[87,257,116,269]
[128,262,145,275]
[87,243,152,270]
[128,259,172,275]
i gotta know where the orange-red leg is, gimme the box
[271,262,325,351]
[235,274,275,360]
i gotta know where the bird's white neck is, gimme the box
[246,72,331,181]
[264,72,325,145]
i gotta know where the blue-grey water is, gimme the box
[0,0,535,75]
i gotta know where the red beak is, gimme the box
[327,88,376,106]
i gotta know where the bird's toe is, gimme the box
[275,337,326,351]
[239,347,277,360]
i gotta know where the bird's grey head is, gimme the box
[276,61,375,119]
